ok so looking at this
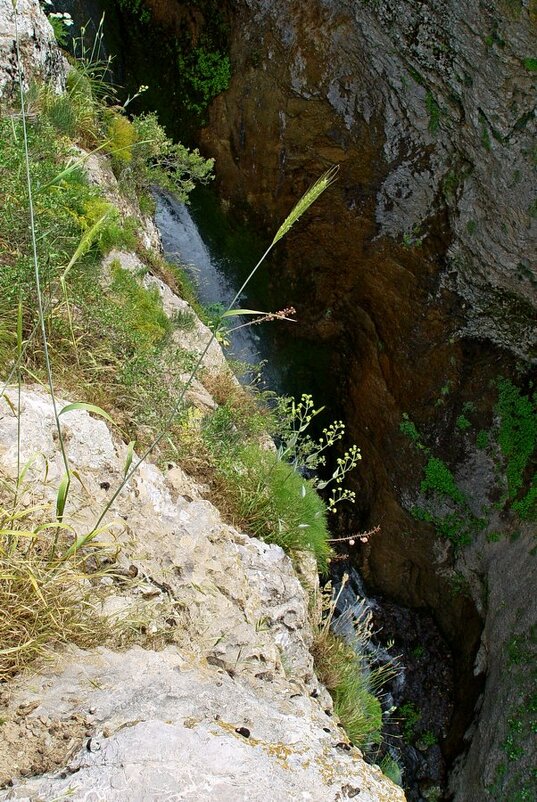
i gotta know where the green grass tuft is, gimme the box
[221,444,332,571]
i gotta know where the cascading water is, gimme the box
[155,190,264,373]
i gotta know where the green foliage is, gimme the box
[456,414,472,431]
[0,115,109,312]
[419,730,438,748]
[411,507,477,548]
[399,702,421,742]
[421,457,466,505]
[380,754,404,787]
[523,58,537,71]
[312,588,389,752]
[108,261,171,349]
[466,220,477,235]
[400,413,422,444]
[177,46,231,114]
[496,379,537,518]
[274,393,360,512]
[512,483,537,520]
[425,91,441,134]
[480,111,492,150]
[215,443,332,571]
[329,641,383,749]
[44,10,74,47]
[106,111,136,164]
[476,429,489,449]
[117,0,152,24]
[129,113,214,201]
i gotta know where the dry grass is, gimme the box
[0,484,111,682]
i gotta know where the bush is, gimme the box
[178,47,231,114]
[130,112,214,201]
[106,111,136,164]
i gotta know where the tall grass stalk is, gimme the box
[84,168,338,545]
[13,1,71,512]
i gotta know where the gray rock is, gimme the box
[0,0,65,97]
[0,388,404,800]
[0,647,401,802]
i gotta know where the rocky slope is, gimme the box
[0,2,404,799]
[0,0,65,96]
[0,387,402,801]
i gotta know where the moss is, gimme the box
[421,457,466,505]
[425,91,441,135]
[456,414,472,431]
[523,58,537,72]
[496,379,537,510]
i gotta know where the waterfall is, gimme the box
[154,190,264,373]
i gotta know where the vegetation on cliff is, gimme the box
[0,23,388,762]
[401,377,537,551]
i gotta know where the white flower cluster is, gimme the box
[42,3,74,27]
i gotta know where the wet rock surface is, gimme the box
[193,1,536,799]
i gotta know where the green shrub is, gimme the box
[130,112,214,201]
[106,112,136,164]
[456,414,472,431]
[178,47,231,114]
[476,429,489,449]
[400,413,423,445]
[117,0,152,24]
[496,379,536,517]
[399,701,421,742]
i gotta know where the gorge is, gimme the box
[1,0,536,800]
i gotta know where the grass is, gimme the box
[1,30,360,739]
[312,583,389,751]
[175,395,333,571]
[0,475,111,681]
[224,445,331,571]
[0,48,216,679]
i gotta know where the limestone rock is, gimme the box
[0,0,65,97]
[0,388,404,799]
[0,647,403,802]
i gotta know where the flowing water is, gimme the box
[155,190,264,374]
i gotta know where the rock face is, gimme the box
[204,0,536,358]
[0,388,403,802]
[0,0,65,97]
[0,646,397,802]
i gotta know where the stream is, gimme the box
[154,189,457,802]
